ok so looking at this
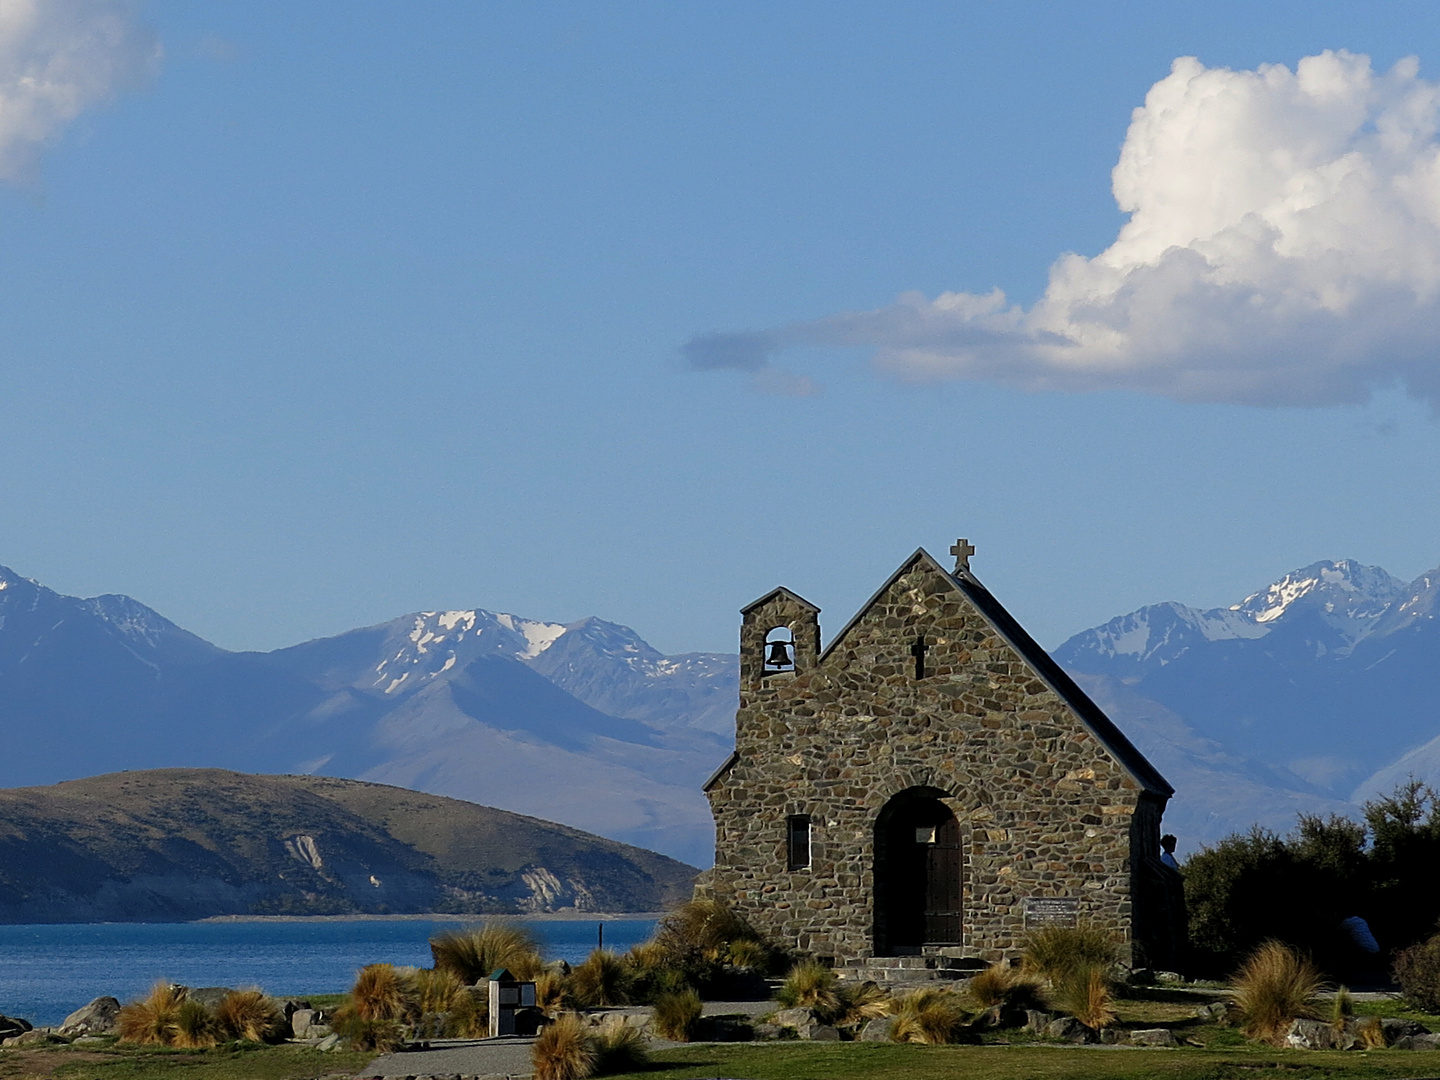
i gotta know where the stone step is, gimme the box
[836,966,968,984]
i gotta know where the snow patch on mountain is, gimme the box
[1231,560,1405,627]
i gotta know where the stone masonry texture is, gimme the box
[696,549,1174,968]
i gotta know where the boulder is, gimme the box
[316,1032,342,1052]
[0,1015,32,1041]
[1395,1032,1440,1050]
[1130,1028,1179,1046]
[806,1025,841,1042]
[1099,1027,1127,1044]
[1193,1001,1230,1022]
[705,1016,753,1042]
[1024,1009,1055,1034]
[751,1022,782,1040]
[859,1016,895,1042]
[1044,1017,1098,1043]
[1382,1018,1431,1044]
[188,987,234,1010]
[59,997,121,1037]
[289,1009,320,1038]
[770,1007,813,1031]
[2,1029,69,1048]
[1286,1018,1341,1050]
[280,999,312,1020]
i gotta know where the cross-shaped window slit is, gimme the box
[911,634,928,679]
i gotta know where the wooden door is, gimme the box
[924,813,961,944]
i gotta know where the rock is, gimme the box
[751,1022,782,1040]
[1155,971,1184,983]
[1286,1018,1340,1050]
[1193,1001,1229,1022]
[280,999,312,1020]
[1024,1009,1055,1034]
[305,1024,333,1039]
[859,1016,895,1042]
[1044,1017,1098,1043]
[1099,1027,1126,1044]
[2,1029,70,1048]
[289,1008,318,1034]
[0,1014,33,1041]
[770,1007,813,1031]
[704,1016,752,1042]
[1382,1017,1431,1044]
[72,1035,112,1047]
[316,1032,342,1052]
[188,987,234,1010]
[807,1025,841,1042]
[58,996,121,1037]
[1130,1028,1179,1046]
[1395,1032,1440,1050]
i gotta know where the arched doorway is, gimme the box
[874,789,961,954]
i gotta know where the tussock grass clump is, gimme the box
[1052,965,1116,1030]
[448,985,489,1038]
[965,962,1047,1012]
[570,949,631,1007]
[592,1023,649,1074]
[1358,1015,1387,1049]
[535,968,568,1017]
[889,987,971,1045]
[1330,985,1354,1030]
[1232,940,1324,1044]
[532,1013,597,1080]
[1022,925,1119,985]
[624,941,692,1003]
[651,988,703,1042]
[116,982,187,1046]
[332,963,419,1052]
[430,922,544,984]
[726,938,771,971]
[174,999,218,1049]
[214,988,283,1043]
[775,960,840,1019]
[833,980,889,1029]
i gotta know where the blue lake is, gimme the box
[0,918,658,1026]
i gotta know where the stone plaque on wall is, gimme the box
[1023,897,1079,928]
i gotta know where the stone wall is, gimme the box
[701,553,1166,966]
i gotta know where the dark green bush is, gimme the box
[1393,933,1440,1013]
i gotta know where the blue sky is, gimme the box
[4,1,1440,655]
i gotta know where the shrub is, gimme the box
[174,999,218,1049]
[651,989,703,1042]
[592,1023,649,1074]
[332,963,419,1051]
[1022,925,1119,986]
[116,982,186,1046]
[431,922,544,984]
[570,950,631,1007]
[332,1015,407,1053]
[214,989,283,1043]
[1232,940,1323,1044]
[1394,933,1440,1013]
[889,988,971,1045]
[624,942,693,1004]
[1052,965,1116,1030]
[775,960,840,1020]
[532,1013,597,1080]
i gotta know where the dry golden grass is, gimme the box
[1053,965,1117,1030]
[173,1000,217,1049]
[430,922,544,984]
[116,982,187,1046]
[213,989,283,1043]
[889,987,971,1045]
[775,960,840,1019]
[570,949,631,1007]
[592,1023,649,1074]
[651,988,703,1042]
[532,1013,597,1080]
[833,980,890,1028]
[1021,925,1119,985]
[1232,940,1324,1044]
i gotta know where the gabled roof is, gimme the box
[822,547,1173,800]
[741,586,820,615]
[703,750,739,793]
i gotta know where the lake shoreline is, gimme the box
[194,911,666,924]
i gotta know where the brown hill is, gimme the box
[0,769,696,922]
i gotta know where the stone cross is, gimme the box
[950,538,975,573]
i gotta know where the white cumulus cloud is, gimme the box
[0,0,160,183]
[688,51,1440,407]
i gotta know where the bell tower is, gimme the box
[738,587,820,687]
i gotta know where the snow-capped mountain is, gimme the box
[0,566,735,866]
[1055,558,1440,840]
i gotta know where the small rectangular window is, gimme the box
[786,814,811,870]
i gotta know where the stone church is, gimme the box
[697,543,1180,971]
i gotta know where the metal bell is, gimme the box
[765,639,793,669]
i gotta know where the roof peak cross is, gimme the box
[950,538,975,574]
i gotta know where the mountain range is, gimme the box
[2,557,1438,864]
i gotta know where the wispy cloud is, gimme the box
[0,0,161,184]
[688,51,1440,407]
